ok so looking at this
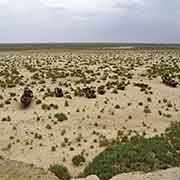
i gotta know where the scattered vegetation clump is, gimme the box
[97,85,106,95]
[72,154,86,166]
[36,99,42,105]
[117,81,129,91]
[64,100,69,107]
[54,113,68,122]
[144,105,151,114]
[114,104,120,109]
[1,116,11,122]
[4,99,11,105]
[84,87,96,99]
[74,86,96,99]
[45,124,52,130]
[74,87,85,97]
[41,103,51,111]
[9,92,16,97]
[133,82,151,93]
[43,88,54,98]
[145,61,180,80]
[147,97,152,103]
[112,88,118,94]
[34,133,42,139]
[99,135,110,147]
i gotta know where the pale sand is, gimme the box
[73,168,180,180]
[110,167,180,180]
[0,49,180,177]
[0,159,59,180]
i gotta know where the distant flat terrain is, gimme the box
[0,43,180,51]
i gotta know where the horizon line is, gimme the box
[0,41,180,45]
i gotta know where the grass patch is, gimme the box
[83,122,180,180]
[165,121,180,151]
[49,164,71,180]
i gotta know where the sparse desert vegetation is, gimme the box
[0,47,180,179]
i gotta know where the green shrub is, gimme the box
[165,121,180,151]
[49,164,71,180]
[83,122,180,180]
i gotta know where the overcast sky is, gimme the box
[0,0,180,43]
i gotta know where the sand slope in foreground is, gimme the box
[0,159,59,180]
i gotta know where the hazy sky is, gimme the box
[0,0,180,43]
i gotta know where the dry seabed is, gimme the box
[0,49,180,177]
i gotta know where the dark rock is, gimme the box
[20,87,33,107]
[162,75,178,88]
[54,88,64,97]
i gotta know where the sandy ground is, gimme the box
[0,49,180,177]
[0,159,179,180]
[0,159,59,180]
[73,168,180,180]
[110,167,180,180]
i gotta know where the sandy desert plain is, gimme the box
[0,46,180,179]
